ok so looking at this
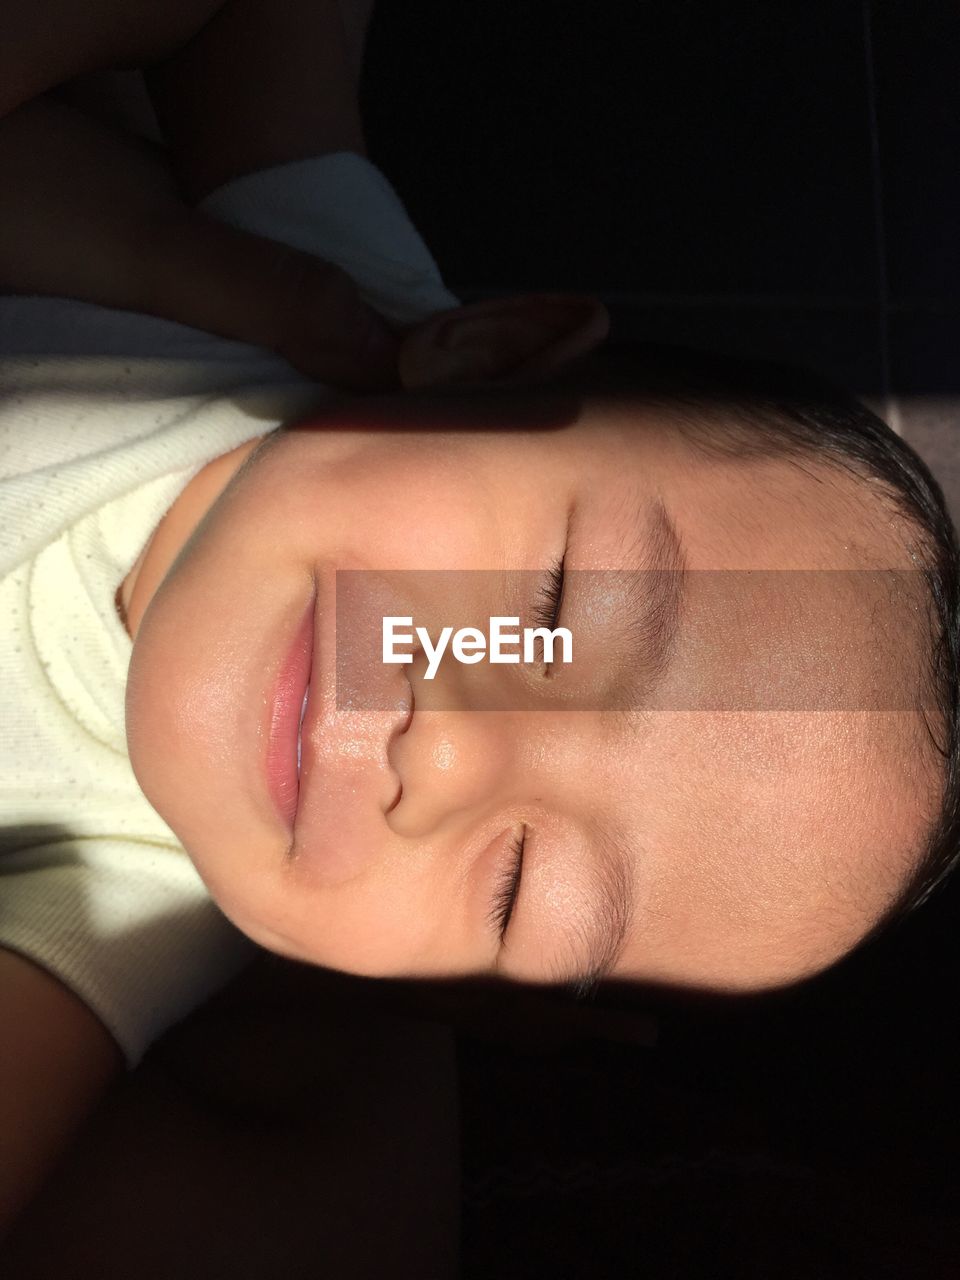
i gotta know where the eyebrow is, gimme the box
[553,499,688,997]
[614,497,688,704]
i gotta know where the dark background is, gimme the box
[362,2,960,1274]
[5,3,960,1276]
[364,0,960,532]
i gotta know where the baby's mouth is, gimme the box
[297,683,311,777]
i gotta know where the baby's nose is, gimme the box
[386,705,600,840]
[385,708,534,838]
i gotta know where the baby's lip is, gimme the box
[297,684,311,776]
[291,574,410,882]
[264,583,316,834]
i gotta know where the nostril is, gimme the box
[384,675,412,815]
[387,673,415,740]
[402,680,415,733]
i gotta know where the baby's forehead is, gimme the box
[573,416,930,709]
[584,425,938,986]
[628,422,906,563]
[650,561,929,714]
[608,704,936,991]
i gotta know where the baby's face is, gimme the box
[126,388,937,995]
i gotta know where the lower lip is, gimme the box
[265,588,316,832]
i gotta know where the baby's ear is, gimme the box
[397,292,610,391]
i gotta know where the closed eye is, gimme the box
[489,825,525,941]
[531,555,565,632]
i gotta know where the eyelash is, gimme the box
[489,558,564,940]
[531,554,565,632]
[490,825,526,941]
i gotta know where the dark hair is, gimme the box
[548,341,960,940]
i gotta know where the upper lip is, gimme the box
[293,573,322,829]
[293,566,410,813]
[297,684,310,774]
[263,576,317,834]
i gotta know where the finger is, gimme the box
[278,258,403,393]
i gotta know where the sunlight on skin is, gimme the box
[122,390,939,997]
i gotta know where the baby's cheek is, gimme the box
[125,630,178,816]
[194,866,301,960]
[367,484,490,568]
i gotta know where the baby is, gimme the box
[122,352,956,998]
[2,0,959,1243]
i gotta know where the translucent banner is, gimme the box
[334,569,933,712]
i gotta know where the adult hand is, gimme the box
[397,292,612,392]
[274,252,403,393]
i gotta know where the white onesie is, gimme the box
[0,152,460,1065]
